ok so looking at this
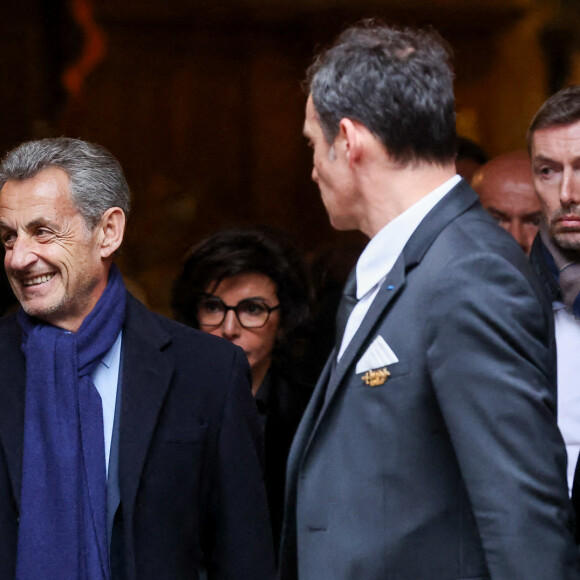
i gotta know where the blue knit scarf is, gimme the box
[15,264,126,580]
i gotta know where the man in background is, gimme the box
[280,21,579,580]
[472,150,542,255]
[0,137,275,580]
[528,85,580,542]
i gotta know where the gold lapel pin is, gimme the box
[361,367,391,387]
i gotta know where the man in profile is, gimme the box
[472,150,542,255]
[527,85,580,539]
[0,137,276,579]
[280,21,579,579]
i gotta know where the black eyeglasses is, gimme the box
[196,294,281,329]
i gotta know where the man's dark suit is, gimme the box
[280,181,580,579]
[0,293,276,579]
[530,234,580,544]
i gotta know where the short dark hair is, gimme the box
[0,137,130,229]
[306,19,457,166]
[527,85,580,153]
[171,226,312,361]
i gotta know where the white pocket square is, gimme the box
[355,335,399,374]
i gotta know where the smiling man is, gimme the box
[528,85,580,542]
[1,166,108,328]
[0,138,275,580]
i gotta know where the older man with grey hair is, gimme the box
[0,137,275,580]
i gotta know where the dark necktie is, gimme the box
[541,227,580,316]
[335,269,358,348]
[559,262,580,315]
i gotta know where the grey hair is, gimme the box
[306,20,457,166]
[0,137,130,229]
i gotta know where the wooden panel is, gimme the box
[0,0,550,314]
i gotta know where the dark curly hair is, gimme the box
[171,226,312,363]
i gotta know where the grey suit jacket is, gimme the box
[280,181,580,580]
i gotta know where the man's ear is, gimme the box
[339,118,363,167]
[98,207,125,259]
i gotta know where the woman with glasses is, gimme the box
[171,226,313,557]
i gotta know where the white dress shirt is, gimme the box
[554,306,580,494]
[91,330,122,476]
[338,174,461,359]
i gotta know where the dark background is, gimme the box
[2,0,579,313]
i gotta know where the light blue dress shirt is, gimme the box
[91,331,122,476]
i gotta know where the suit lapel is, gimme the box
[529,235,562,304]
[322,257,406,409]
[300,180,480,459]
[0,316,26,507]
[402,178,479,267]
[117,295,174,519]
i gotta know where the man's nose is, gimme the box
[7,237,38,270]
[560,168,580,207]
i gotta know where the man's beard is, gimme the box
[550,207,580,255]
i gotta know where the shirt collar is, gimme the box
[98,331,123,370]
[355,174,461,298]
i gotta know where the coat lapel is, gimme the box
[529,234,562,304]
[322,257,406,410]
[0,316,26,507]
[117,295,174,519]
